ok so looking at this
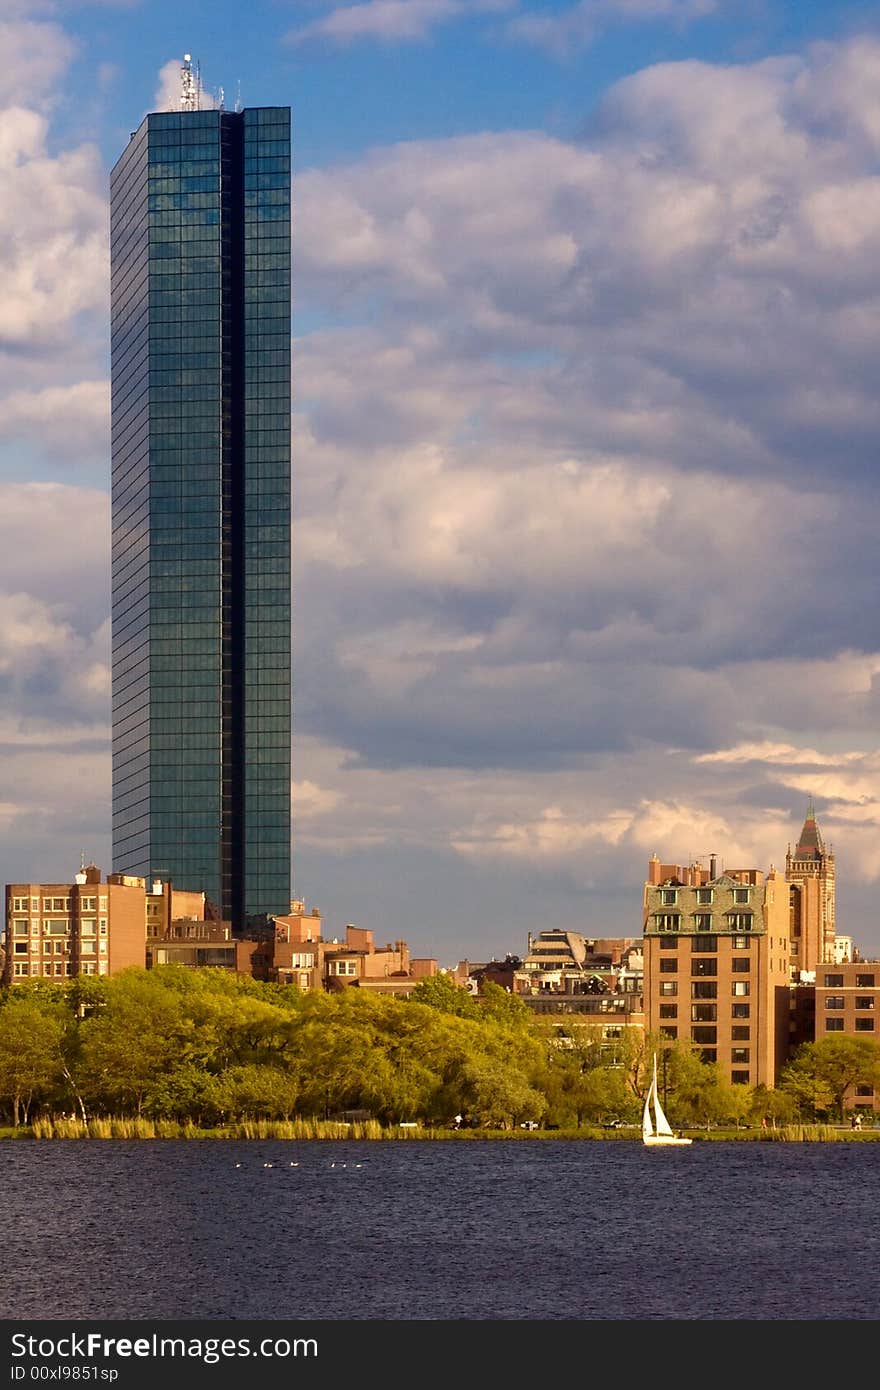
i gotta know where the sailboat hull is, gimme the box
[643,1134,692,1146]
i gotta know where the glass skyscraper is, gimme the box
[109,102,292,931]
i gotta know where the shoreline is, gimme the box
[3,1118,877,1143]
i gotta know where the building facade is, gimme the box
[267,909,438,994]
[110,78,292,932]
[642,858,791,1089]
[786,800,836,974]
[4,865,146,983]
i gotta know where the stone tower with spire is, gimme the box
[785,797,835,973]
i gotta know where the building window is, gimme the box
[732,958,750,972]
[696,888,713,904]
[80,919,97,937]
[691,958,717,976]
[691,1026,717,1044]
[727,914,753,930]
[661,889,678,905]
[825,1018,844,1032]
[691,1004,716,1022]
[733,888,750,903]
[659,958,678,973]
[732,981,750,997]
[731,1003,750,1019]
[733,937,750,950]
[692,914,712,932]
[659,937,678,950]
[80,941,96,956]
[855,1086,874,1097]
[654,914,681,931]
[13,963,29,976]
[855,997,874,1011]
[13,942,27,956]
[855,1018,875,1032]
[11,897,27,912]
[825,996,845,1010]
[12,922,28,937]
[660,1026,677,1039]
[81,897,97,911]
[731,1026,750,1041]
[99,920,108,935]
[824,973,844,988]
[691,936,716,953]
[691,981,717,999]
[855,974,875,988]
[659,982,678,997]
[659,1004,678,1019]
[699,1049,716,1064]
[731,1070,750,1085]
[99,897,108,912]
[731,1048,750,1063]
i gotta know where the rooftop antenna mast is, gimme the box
[180,52,200,111]
[234,80,242,114]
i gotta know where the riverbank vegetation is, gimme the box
[1,968,879,1136]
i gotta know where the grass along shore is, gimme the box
[0,1116,876,1141]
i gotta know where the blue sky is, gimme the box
[3,0,880,966]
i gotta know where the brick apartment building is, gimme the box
[642,856,791,1089]
[268,904,438,995]
[4,864,148,983]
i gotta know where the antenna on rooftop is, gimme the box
[181,52,200,111]
[234,79,242,113]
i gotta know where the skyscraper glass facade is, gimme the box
[110,106,291,930]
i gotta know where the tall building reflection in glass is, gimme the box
[109,93,291,931]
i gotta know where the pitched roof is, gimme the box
[795,798,825,859]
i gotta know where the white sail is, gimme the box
[642,1053,692,1146]
[652,1085,676,1138]
[642,1081,654,1141]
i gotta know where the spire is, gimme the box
[795,798,825,860]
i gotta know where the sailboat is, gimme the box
[642,1053,692,1147]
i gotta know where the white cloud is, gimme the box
[0,20,75,105]
[0,380,108,459]
[0,106,106,348]
[695,742,864,768]
[288,0,512,46]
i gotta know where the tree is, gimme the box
[779,1036,880,1120]
[408,973,481,1019]
[0,990,66,1125]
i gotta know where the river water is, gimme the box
[4,1138,878,1321]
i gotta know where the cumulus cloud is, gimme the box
[0,106,106,350]
[0,20,75,105]
[0,380,108,460]
[294,38,880,490]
